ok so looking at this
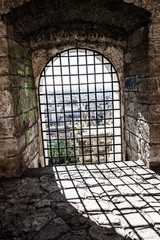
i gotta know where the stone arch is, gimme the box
[38,48,123,166]
[32,39,124,167]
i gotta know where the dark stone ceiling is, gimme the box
[6,0,150,39]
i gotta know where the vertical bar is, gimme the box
[85,49,92,164]
[93,51,100,164]
[68,50,77,164]
[111,63,115,162]
[38,74,46,166]
[44,68,53,165]
[52,57,61,164]
[102,57,108,163]
[77,49,85,165]
[59,53,68,164]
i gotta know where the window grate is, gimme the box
[39,49,122,166]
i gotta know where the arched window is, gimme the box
[39,49,122,166]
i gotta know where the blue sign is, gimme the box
[125,76,138,91]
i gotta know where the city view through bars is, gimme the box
[39,49,122,166]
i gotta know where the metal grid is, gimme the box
[39,49,122,166]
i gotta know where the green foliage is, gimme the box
[48,139,79,164]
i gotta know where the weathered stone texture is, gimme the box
[0,117,15,138]
[0,90,14,117]
[0,75,11,89]
[0,57,10,75]
[0,157,23,178]
[0,38,8,57]
[150,124,160,144]
[0,135,25,158]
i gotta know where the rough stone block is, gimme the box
[149,104,160,122]
[130,133,139,152]
[138,77,149,93]
[28,153,39,168]
[137,120,150,142]
[32,49,50,79]
[0,157,23,178]
[125,115,138,134]
[137,103,149,121]
[149,56,160,76]
[125,130,130,142]
[0,0,11,14]
[0,117,15,138]
[131,47,139,61]
[133,59,149,77]
[10,0,25,8]
[0,57,10,75]
[129,27,142,48]
[150,144,160,167]
[0,20,7,37]
[149,23,160,39]
[124,52,131,64]
[14,109,37,138]
[20,138,39,169]
[0,135,25,158]
[137,93,150,104]
[9,39,23,59]
[0,38,8,57]
[0,76,11,88]
[149,40,160,56]
[131,148,139,161]
[140,139,150,162]
[24,123,38,144]
[0,90,14,117]
[138,42,148,59]
[150,124,160,143]
[150,94,160,104]
[12,87,37,114]
[149,76,160,93]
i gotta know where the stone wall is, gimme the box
[0,17,39,177]
[148,4,160,167]
[0,18,21,177]
[124,2,160,167]
[0,0,160,177]
[124,25,150,165]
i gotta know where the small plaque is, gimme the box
[125,75,138,91]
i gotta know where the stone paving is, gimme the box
[1,161,160,239]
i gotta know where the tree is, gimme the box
[48,139,79,164]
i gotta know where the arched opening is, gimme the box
[39,49,122,166]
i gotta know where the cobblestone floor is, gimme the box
[1,161,160,239]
